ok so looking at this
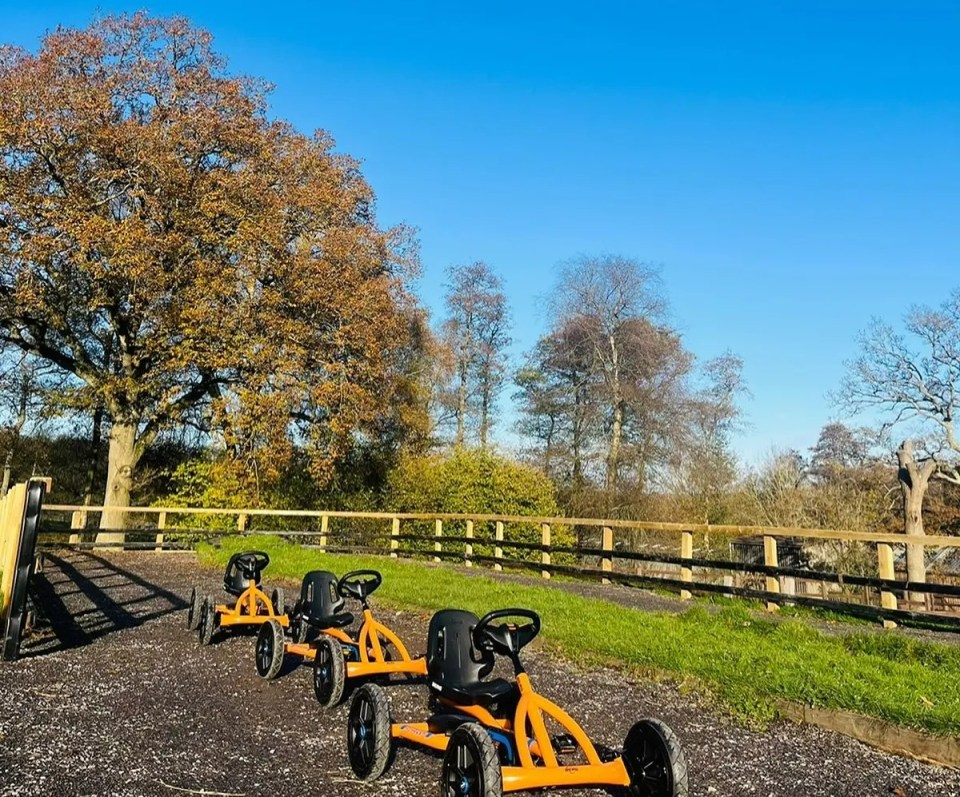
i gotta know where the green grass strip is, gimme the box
[198,535,960,736]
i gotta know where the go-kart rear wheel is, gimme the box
[290,600,308,644]
[620,718,688,797]
[347,683,392,781]
[270,586,285,616]
[255,619,285,679]
[198,597,217,646]
[186,586,202,630]
[439,722,503,797]
[313,636,346,707]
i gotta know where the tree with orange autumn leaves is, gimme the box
[0,14,424,538]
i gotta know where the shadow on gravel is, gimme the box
[23,550,188,656]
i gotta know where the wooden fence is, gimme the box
[39,503,960,630]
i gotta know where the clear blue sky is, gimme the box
[3,2,958,465]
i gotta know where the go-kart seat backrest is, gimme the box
[223,552,263,596]
[426,609,494,693]
[300,570,347,625]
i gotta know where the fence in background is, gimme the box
[39,502,960,630]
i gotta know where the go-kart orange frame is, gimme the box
[189,551,288,646]
[255,570,426,705]
[347,608,687,797]
[393,669,631,791]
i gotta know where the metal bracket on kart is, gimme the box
[347,608,688,797]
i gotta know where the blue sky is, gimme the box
[3,2,958,465]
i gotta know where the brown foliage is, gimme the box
[0,14,421,510]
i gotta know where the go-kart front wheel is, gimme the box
[313,636,346,707]
[439,722,503,797]
[620,718,688,797]
[186,586,202,631]
[255,619,285,679]
[347,683,392,781]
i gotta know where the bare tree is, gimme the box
[551,255,673,495]
[440,262,511,448]
[514,316,599,487]
[839,292,960,591]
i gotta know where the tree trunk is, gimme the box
[98,421,138,545]
[479,381,490,449]
[607,398,623,494]
[83,404,104,507]
[456,357,468,448]
[896,439,936,607]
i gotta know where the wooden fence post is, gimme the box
[69,510,83,546]
[680,530,693,599]
[601,526,613,585]
[155,511,167,552]
[320,513,329,551]
[434,519,443,563]
[237,513,248,534]
[494,521,504,571]
[763,535,780,612]
[541,523,551,579]
[465,519,474,567]
[877,543,898,629]
[390,516,399,558]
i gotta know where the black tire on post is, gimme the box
[186,586,202,631]
[198,597,217,646]
[255,619,285,679]
[313,636,346,707]
[439,722,503,797]
[270,586,285,617]
[620,719,689,797]
[346,683,392,781]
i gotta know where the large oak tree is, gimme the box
[0,14,418,538]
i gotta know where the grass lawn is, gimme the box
[198,535,960,736]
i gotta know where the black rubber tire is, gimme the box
[186,586,202,631]
[198,597,217,646]
[290,600,308,644]
[314,636,346,707]
[620,718,689,797]
[439,722,503,797]
[347,683,392,781]
[255,619,285,679]
[270,586,285,617]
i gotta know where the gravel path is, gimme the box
[0,550,957,797]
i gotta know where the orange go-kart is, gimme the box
[345,608,688,797]
[187,551,288,645]
[254,569,426,706]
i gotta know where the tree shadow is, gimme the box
[21,550,188,657]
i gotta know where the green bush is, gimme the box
[386,448,573,566]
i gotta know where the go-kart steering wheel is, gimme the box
[472,608,541,657]
[338,570,382,602]
[235,551,269,578]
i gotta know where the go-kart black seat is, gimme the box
[223,551,266,597]
[426,609,517,709]
[299,570,354,630]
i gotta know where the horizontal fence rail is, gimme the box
[38,503,960,631]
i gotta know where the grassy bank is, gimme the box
[198,535,960,736]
